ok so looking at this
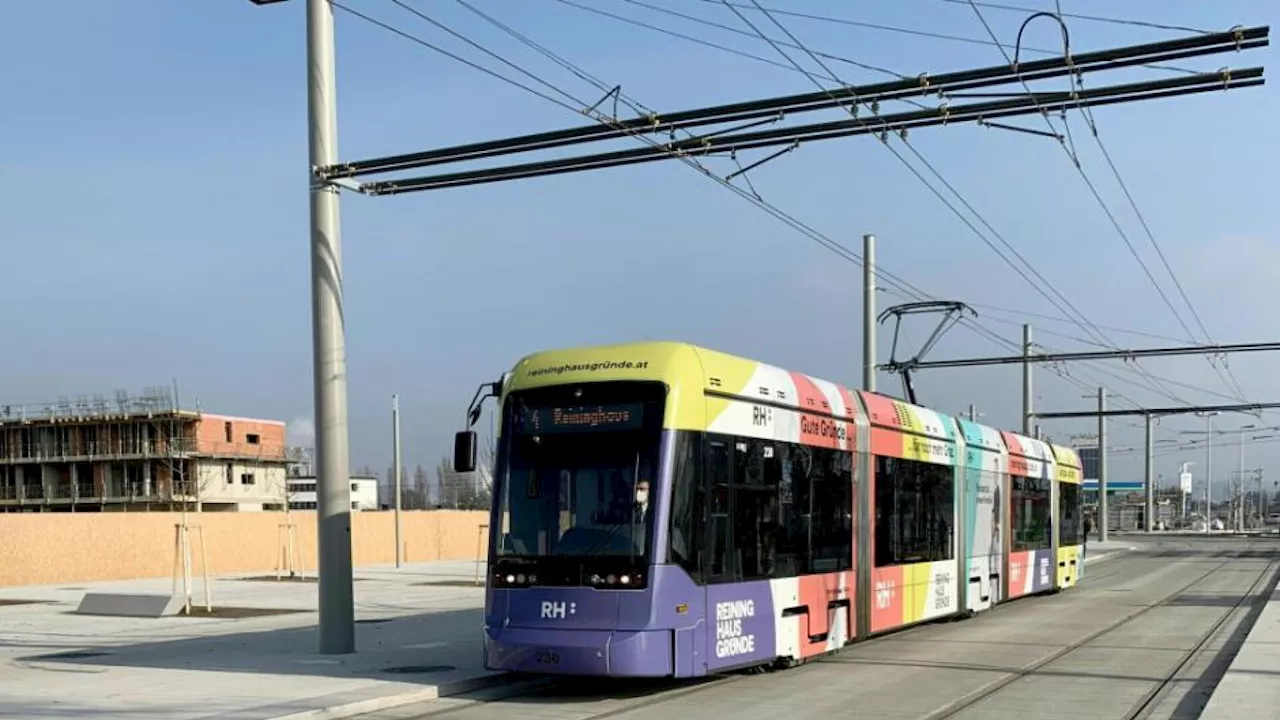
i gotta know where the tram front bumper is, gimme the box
[484,626,673,677]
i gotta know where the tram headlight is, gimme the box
[586,569,646,589]
[493,568,537,588]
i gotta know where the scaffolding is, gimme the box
[0,385,297,512]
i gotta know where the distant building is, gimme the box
[1078,446,1099,482]
[1074,445,1146,503]
[286,474,378,511]
[0,387,299,512]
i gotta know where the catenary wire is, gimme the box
[548,0,909,89]
[562,0,1250,409]
[724,0,1183,405]
[976,311,1247,404]
[332,1,937,307]
[715,0,1114,350]
[334,0,1189,421]
[964,1,1220,405]
[966,2,1198,345]
[1052,0,1247,404]
[973,303,1199,345]
[589,0,1206,414]
[328,1,581,113]
[687,0,1202,75]
[1051,0,1250,403]
[977,316,1247,404]
[473,0,1239,417]
[582,0,917,83]
[940,0,1214,35]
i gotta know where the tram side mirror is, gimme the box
[453,431,477,474]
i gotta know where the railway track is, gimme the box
[923,553,1279,720]
[374,542,1273,720]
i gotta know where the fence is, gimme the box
[0,510,489,587]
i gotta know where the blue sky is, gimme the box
[1,1,1276,500]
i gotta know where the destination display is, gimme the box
[518,403,645,434]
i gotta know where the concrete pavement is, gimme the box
[1197,539,1280,719]
[352,538,1272,720]
[0,561,500,720]
[0,542,1139,720]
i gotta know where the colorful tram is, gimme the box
[452,341,1084,678]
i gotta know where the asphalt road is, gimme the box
[357,536,1280,720]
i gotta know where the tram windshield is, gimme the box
[493,381,664,560]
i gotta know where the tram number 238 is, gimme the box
[535,650,560,665]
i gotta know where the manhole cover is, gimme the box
[29,650,111,661]
[382,664,457,674]
[0,599,48,607]
[356,618,394,625]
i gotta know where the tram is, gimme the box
[451,341,1083,677]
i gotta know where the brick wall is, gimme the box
[195,414,287,459]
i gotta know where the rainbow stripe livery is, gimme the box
[473,341,1085,677]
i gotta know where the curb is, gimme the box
[268,672,516,720]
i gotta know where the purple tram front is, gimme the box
[481,379,704,677]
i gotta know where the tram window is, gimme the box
[1011,475,1052,551]
[706,440,733,579]
[733,439,782,581]
[774,443,806,577]
[695,432,855,584]
[810,448,853,572]
[873,454,955,566]
[978,469,1004,557]
[668,433,703,578]
[1058,482,1082,545]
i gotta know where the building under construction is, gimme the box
[0,386,300,512]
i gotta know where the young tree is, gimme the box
[412,463,429,509]
[438,451,493,511]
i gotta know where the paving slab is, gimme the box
[350,537,1270,720]
[0,561,500,720]
[1197,580,1280,719]
[0,541,1141,720]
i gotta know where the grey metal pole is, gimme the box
[1205,412,1213,534]
[393,394,403,568]
[308,0,355,654]
[1098,387,1108,543]
[1152,412,1162,530]
[1259,470,1267,523]
[968,404,977,422]
[1022,324,1033,435]
[1237,427,1245,531]
[863,233,876,392]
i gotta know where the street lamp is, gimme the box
[1179,461,1196,523]
[1180,421,1269,532]
[1196,411,1219,533]
[1236,424,1257,530]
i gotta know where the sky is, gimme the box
[1,0,1276,502]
